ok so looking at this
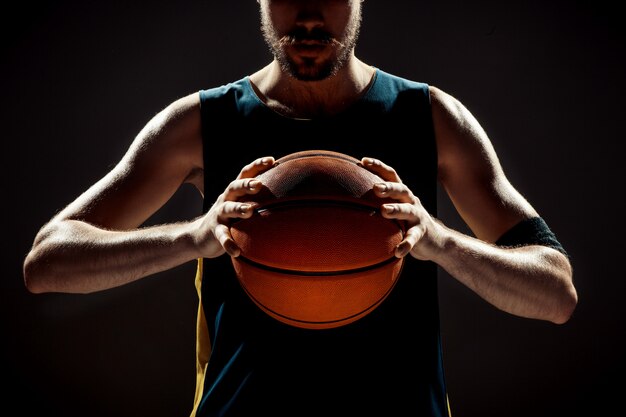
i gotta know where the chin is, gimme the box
[286,57,339,82]
[292,69,334,81]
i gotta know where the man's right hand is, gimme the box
[194,156,276,258]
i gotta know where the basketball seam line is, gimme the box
[278,152,359,164]
[235,255,400,276]
[239,272,401,325]
[254,199,382,213]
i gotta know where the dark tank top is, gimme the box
[192,69,449,417]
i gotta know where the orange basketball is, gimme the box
[230,150,405,330]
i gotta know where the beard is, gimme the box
[261,10,361,81]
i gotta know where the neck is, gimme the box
[249,55,376,119]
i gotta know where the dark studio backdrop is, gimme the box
[3,1,624,416]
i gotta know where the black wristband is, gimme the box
[494,217,570,260]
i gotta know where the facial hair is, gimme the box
[260,7,362,81]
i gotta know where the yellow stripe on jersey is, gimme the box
[190,258,210,417]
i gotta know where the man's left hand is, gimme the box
[361,157,446,260]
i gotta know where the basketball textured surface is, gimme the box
[230,150,405,329]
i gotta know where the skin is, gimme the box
[23,0,577,324]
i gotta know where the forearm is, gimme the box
[430,222,576,324]
[23,218,202,294]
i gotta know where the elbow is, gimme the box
[539,248,577,325]
[23,249,49,294]
[550,282,578,325]
[23,223,62,294]
[23,243,62,294]
[550,260,577,324]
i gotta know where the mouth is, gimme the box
[289,42,330,58]
[280,34,339,59]
[293,39,331,46]
[280,36,333,46]
[279,26,336,46]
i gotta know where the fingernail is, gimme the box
[261,157,273,165]
[225,241,240,258]
[396,245,409,258]
[375,183,387,193]
[363,157,374,166]
[240,204,252,213]
[248,180,261,190]
[383,205,394,214]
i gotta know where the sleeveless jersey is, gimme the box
[191,69,450,417]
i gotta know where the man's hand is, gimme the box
[361,157,446,261]
[362,152,576,324]
[194,156,276,258]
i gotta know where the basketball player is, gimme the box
[23,1,576,416]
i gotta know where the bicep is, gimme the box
[430,86,538,242]
[53,93,203,230]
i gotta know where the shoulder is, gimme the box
[136,91,202,156]
[426,85,493,170]
[428,85,467,124]
[120,91,203,182]
[143,91,201,137]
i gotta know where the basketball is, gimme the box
[230,150,405,330]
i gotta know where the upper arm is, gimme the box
[50,92,204,231]
[430,85,538,242]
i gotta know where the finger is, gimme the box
[237,156,276,179]
[217,201,257,221]
[224,178,263,201]
[381,203,419,220]
[214,223,240,257]
[374,182,417,204]
[360,157,402,183]
[396,225,425,258]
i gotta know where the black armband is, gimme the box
[494,217,570,260]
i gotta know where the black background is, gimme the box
[3,1,624,416]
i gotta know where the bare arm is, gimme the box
[23,92,271,294]
[363,86,577,324]
[26,219,202,294]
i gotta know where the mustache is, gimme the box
[278,27,343,46]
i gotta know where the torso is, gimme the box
[191,69,450,417]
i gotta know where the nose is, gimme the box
[295,3,324,31]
